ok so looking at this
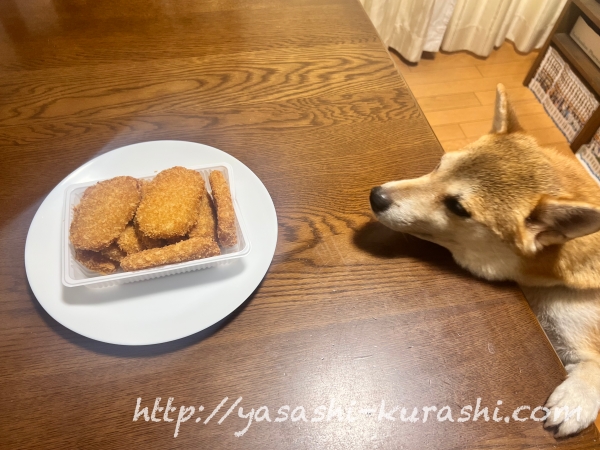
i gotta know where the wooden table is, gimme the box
[1,0,598,448]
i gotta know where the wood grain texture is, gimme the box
[0,1,598,449]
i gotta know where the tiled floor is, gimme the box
[389,42,574,158]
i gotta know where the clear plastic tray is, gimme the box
[62,163,251,288]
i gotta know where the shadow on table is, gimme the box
[353,220,456,264]
[28,281,259,357]
[353,219,517,288]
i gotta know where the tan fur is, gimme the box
[371,84,600,437]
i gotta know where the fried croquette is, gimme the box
[120,237,220,271]
[117,224,163,255]
[135,167,205,239]
[139,179,150,197]
[100,243,126,262]
[137,226,164,249]
[69,176,141,251]
[188,191,217,241]
[116,224,144,254]
[75,249,119,275]
[209,170,237,247]
[164,236,188,245]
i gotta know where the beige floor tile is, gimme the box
[416,92,482,112]
[475,86,538,105]
[430,123,466,140]
[402,66,483,86]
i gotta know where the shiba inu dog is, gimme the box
[370,84,600,437]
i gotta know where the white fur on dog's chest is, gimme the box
[448,240,521,282]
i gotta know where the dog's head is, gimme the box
[370,84,600,280]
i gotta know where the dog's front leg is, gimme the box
[521,285,600,437]
[544,360,600,436]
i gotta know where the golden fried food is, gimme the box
[188,191,217,241]
[135,167,205,239]
[164,236,188,245]
[68,166,244,278]
[100,243,126,262]
[117,223,163,255]
[139,179,150,197]
[75,249,119,274]
[137,226,164,249]
[116,224,144,254]
[209,170,237,247]
[69,176,141,251]
[120,237,220,271]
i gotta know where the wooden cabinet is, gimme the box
[524,0,600,151]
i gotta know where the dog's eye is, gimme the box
[443,196,471,218]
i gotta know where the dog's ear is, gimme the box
[519,197,600,253]
[491,84,522,134]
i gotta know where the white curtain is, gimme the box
[360,0,457,62]
[359,0,568,63]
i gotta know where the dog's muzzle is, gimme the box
[370,186,392,213]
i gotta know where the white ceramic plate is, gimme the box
[24,141,278,345]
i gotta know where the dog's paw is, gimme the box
[544,373,600,437]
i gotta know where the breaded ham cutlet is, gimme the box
[120,237,220,271]
[209,170,237,247]
[69,176,141,251]
[135,167,204,239]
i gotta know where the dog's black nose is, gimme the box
[370,186,392,213]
